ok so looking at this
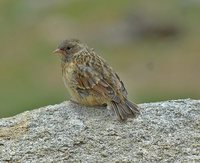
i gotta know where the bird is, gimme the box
[53,39,140,121]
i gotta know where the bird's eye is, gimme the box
[66,46,71,50]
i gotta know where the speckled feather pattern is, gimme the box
[56,39,139,121]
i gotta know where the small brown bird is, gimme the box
[53,39,139,121]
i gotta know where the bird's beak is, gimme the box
[53,49,64,55]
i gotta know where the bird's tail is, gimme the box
[110,99,140,121]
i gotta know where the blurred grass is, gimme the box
[0,0,200,118]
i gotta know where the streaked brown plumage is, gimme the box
[53,39,139,121]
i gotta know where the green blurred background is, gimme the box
[0,0,200,118]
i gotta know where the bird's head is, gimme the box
[53,39,84,61]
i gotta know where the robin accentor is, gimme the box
[53,39,140,121]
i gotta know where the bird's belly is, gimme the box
[62,71,106,106]
[66,85,107,106]
[75,95,107,106]
[66,85,106,106]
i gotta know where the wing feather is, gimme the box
[71,50,127,103]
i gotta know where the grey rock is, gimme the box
[0,99,200,162]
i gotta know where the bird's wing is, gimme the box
[72,55,127,102]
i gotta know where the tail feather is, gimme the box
[110,99,140,121]
[125,99,140,115]
[111,102,126,121]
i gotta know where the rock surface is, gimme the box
[0,99,200,162]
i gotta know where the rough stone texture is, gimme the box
[0,99,199,162]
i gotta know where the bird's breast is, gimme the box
[62,62,76,91]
